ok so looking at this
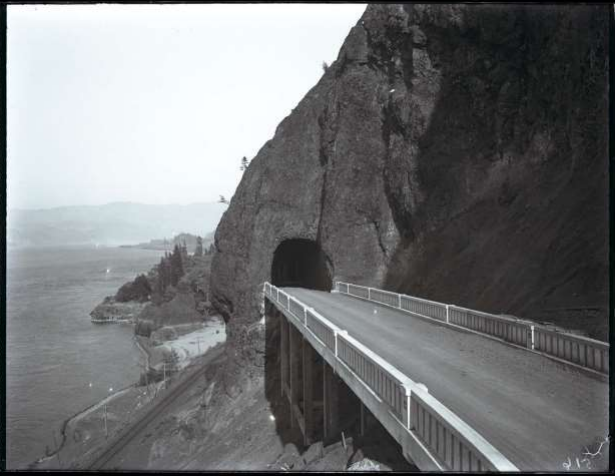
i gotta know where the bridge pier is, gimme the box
[323,361,340,443]
[360,402,365,436]
[359,401,376,437]
[289,321,301,430]
[280,314,289,398]
[302,336,315,445]
[278,313,344,446]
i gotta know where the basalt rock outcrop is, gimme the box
[210,4,609,392]
[90,297,148,323]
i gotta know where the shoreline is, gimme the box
[30,384,136,468]
[30,317,226,470]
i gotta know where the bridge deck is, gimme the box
[283,287,608,471]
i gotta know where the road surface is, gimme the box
[283,287,609,471]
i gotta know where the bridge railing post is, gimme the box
[445,305,450,324]
[403,384,412,430]
[530,325,535,350]
[333,330,347,358]
[334,330,339,357]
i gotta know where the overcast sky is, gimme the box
[7,3,366,210]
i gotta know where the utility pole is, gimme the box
[104,387,113,439]
[104,403,108,439]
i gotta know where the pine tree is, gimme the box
[170,244,184,286]
[195,236,204,257]
[156,257,167,294]
[165,257,172,288]
[240,156,250,172]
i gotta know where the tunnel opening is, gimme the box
[271,239,333,291]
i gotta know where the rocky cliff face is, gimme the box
[210,4,609,390]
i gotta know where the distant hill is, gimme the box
[7,202,225,248]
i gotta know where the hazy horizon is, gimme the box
[9,200,222,212]
[7,201,226,247]
[7,4,367,210]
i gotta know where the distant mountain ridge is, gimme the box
[7,202,225,248]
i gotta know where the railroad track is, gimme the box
[87,345,225,470]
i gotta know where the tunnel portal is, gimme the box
[271,239,332,291]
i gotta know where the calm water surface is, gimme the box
[6,246,164,469]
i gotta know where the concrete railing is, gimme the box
[533,326,609,374]
[369,288,400,309]
[401,295,448,322]
[306,308,336,351]
[336,282,350,294]
[335,282,609,375]
[263,282,518,472]
[410,388,510,471]
[449,305,529,348]
[289,297,305,323]
[356,285,448,322]
[337,332,407,420]
[348,283,369,300]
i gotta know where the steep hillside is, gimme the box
[210,4,609,396]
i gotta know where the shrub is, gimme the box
[134,319,154,337]
[116,274,152,302]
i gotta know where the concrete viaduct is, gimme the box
[263,281,608,472]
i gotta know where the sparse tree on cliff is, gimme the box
[170,244,184,286]
[181,240,189,261]
[240,156,250,172]
[156,256,172,294]
[195,236,204,257]
[218,195,229,205]
[116,274,152,302]
[156,258,165,295]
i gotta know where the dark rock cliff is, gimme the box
[210,4,609,392]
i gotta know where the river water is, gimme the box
[6,246,164,469]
